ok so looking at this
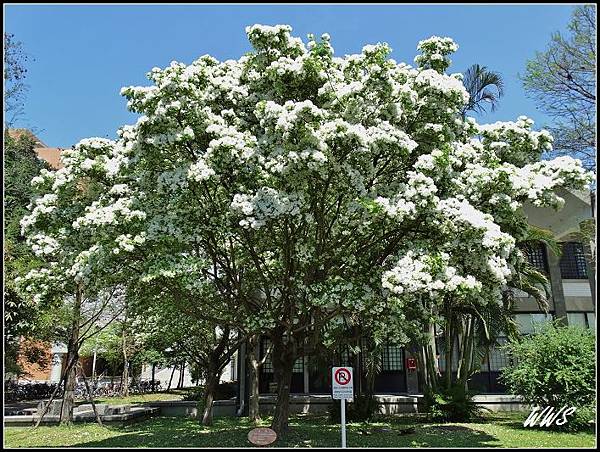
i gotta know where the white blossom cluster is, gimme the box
[382,250,481,297]
[414,36,459,72]
[27,233,61,257]
[231,187,303,229]
[73,197,146,229]
[20,194,58,234]
[113,232,146,254]
[17,24,594,336]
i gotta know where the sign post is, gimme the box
[332,366,353,449]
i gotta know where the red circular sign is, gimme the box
[334,368,351,386]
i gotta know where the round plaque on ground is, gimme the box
[248,427,277,446]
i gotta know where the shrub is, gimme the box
[329,393,383,422]
[182,382,238,402]
[501,321,596,431]
[423,384,483,422]
[215,381,238,400]
[182,386,205,401]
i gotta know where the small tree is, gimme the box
[4,131,60,378]
[17,138,137,423]
[131,295,240,426]
[501,321,596,430]
[521,5,596,171]
[4,33,31,127]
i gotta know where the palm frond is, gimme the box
[509,263,551,312]
[519,225,561,257]
[461,64,505,117]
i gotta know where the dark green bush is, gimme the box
[182,386,205,401]
[182,382,238,402]
[424,384,483,422]
[329,393,383,422]
[500,321,596,431]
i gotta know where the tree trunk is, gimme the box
[420,320,439,392]
[457,316,474,389]
[444,311,454,390]
[270,338,295,435]
[201,368,219,426]
[121,362,129,396]
[167,365,176,390]
[121,321,129,396]
[177,362,185,389]
[248,338,261,422]
[60,285,82,425]
[151,363,156,392]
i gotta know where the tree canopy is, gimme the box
[521,5,596,171]
[17,25,593,433]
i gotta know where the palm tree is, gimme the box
[461,64,505,118]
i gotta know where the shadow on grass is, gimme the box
[70,417,254,448]
[68,415,503,448]
[409,425,500,448]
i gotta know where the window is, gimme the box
[587,313,596,330]
[520,241,548,273]
[260,338,303,373]
[567,312,596,330]
[559,242,588,279]
[488,337,510,371]
[382,344,404,371]
[292,357,304,373]
[567,312,587,328]
[339,347,353,367]
[261,338,273,373]
[515,313,552,334]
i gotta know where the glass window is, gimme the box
[567,313,587,328]
[567,312,596,330]
[436,338,459,372]
[261,338,303,373]
[480,353,489,372]
[488,338,510,371]
[261,338,273,373]
[382,344,404,371]
[515,313,552,334]
[520,241,548,273]
[339,347,352,367]
[559,242,588,279]
[292,357,304,373]
[586,313,596,330]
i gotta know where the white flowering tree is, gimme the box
[20,25,593,434]
[17,138,139,423]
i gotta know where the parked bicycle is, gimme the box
[4,381,62,402]
[71,379,162,399]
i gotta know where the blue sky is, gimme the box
[5,4,575,148]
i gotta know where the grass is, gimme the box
[87,390,186,405]
[4,412,596,448]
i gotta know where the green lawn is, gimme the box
[88,390,186,405]
[4,413,596,448]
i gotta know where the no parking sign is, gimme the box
[332,367,353,400]
[332,367,353,448]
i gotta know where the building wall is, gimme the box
[16,339,54,382]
